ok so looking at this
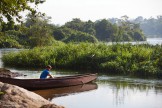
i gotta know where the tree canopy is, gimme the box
[0,0,45,23]
[63,18,145,42]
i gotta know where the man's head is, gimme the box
[46,65,52,70]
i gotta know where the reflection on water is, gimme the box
[33,83,98,100]
[98,75,162,89]
[98,76,162,106]
[52,76,162,108]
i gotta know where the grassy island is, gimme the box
[2,42,162,79]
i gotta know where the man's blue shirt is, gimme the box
[40,69,50,79]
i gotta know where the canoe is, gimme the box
[33,83,98,100]
[0,73,97,90]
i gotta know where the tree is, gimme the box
[53,26,98,43]
[25,14,55,47]
[83,20,96,36]
[1,20,15,32]
[64,18,85,31]
[0,0,45,23]
[53,27,73,41]
[63,31,98,43]
[95,19,114,41]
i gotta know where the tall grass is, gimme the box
[2,42,162,78]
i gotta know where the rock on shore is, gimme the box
[0,68,23,78]
[0,82,64,108]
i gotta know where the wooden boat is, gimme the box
[33,83,98,100]
[0,73,97,90]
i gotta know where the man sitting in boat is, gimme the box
[40,65,54,79]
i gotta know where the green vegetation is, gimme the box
[2,43,162,79]
[0,16,146,48]
[0,91,5,98]
[0,0,45,23]
[63,18,145,42]
[0,14,57,48]
[53,27,98,43]
[0,32,22,48]
[0,91,4,95]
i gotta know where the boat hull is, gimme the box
[0,73,97,90]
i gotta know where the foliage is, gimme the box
[63,18,145,42]
[0,32,22,48]
[53,27,98,43]
[23,14,57,48]
[1,21,15,31]
[0,91,4,95]
[2,43,162,78]
[64,18,85,31]
[25,14,55,47]
[0,0,45,23]
[94,19,113,41]
[0,15,148,48]
[53,27,71,40]
[63,32,98,43]
[0,91,5,99]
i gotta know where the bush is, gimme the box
[0,33,22,48]
[100,61,124,74]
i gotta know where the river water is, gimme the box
[0,38,162,108]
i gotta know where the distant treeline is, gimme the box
[0,14,146,48]
[109,15,162,37]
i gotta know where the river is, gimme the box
[0,38,162,108]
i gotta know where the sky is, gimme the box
[38,0,162,25]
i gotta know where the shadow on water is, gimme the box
[33,83,98,100]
